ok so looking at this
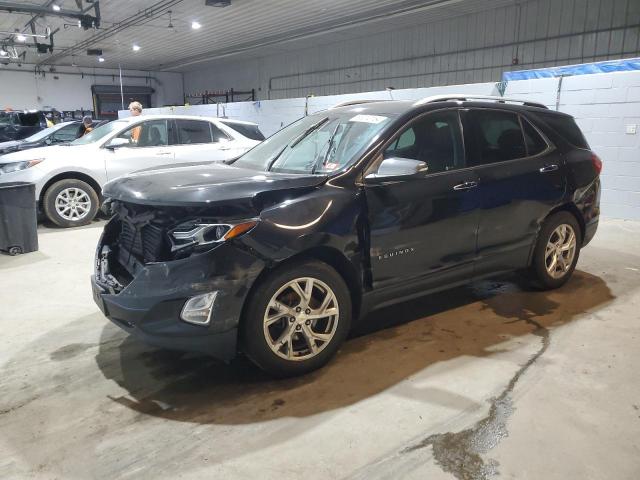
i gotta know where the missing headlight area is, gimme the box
[103,200,256,268]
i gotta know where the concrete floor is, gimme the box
[0,218,639,480]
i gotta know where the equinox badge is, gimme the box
[376,247,416,261]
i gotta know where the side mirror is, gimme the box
[365,157,428,180]
[105,137,130,150]
[44,138,52,145]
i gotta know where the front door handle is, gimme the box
[453,181,478,191]
[156,152,173,156]
[539,164,559,173]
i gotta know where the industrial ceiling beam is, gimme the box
[0,2,83,18]
[0,1,100,29]
[38,0,184,66]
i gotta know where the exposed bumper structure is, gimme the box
[91,218,264,361]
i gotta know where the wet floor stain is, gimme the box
[50,343,96,361]
[403,289,552,480]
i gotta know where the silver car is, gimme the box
[0,115,264,227]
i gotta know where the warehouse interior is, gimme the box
[1,1,639,479]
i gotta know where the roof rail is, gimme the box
[329,99,389,109]
[412,94,548,109]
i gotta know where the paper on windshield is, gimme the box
[348,114,388,124]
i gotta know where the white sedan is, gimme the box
[0,115,264,227]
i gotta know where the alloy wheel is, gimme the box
[263,277,339,361]
[544,223,577,279]
[55,187,91,221]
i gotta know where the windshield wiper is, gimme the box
[289,117,329,148]
[267,117,329,172]
[266,144,289,171]
[311,123,342,174]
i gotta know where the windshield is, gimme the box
[234,110,394,174]
[71,120,125,146]
[23,122,70,142]
[0,113,14,125]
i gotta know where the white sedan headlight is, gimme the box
[0,159,43,175]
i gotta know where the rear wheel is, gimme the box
[529,211,581,290]
[241,260,352,377]
[43,179,99,228]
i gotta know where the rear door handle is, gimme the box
[539,164,559,173]
[156,152,173,156]
[453,181,478,191]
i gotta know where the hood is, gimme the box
[0,140,22,153]
[103,162,328,207]
[0,144,86,164]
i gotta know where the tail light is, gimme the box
[591,153,602,175]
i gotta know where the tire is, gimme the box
[43,179,99,228]
[241,260,352,377]
[529,211,582,290]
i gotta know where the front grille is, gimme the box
[119,220,168,263]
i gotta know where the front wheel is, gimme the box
[529,211,582,290]
[241,260,352,377]
[42,179,99,228]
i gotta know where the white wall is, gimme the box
[126,70,640,221]
[183,0,640,100]
[0,67,183,111]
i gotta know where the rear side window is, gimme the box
[175,120,213,144]
[210,123,229,142]
[522,118,548,156]
[467,110,526,164]
[537,113,589,149]
[221,121,265,141]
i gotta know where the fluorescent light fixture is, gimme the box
[52,4,61,11]
[15,33,26,42]
[191,21,201,29]
[132,44,141,51]
[98,57,105,62]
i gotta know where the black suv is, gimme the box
[0,110,48,142]
[92,95,600,377]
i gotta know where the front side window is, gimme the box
[382,110,464,174]
[113,120,168,148]
[174,120,213,145]
[467,110,526,165]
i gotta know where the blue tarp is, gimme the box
[502,58,640,81]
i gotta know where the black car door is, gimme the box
[461,108,566,275]
[363,109,481,296]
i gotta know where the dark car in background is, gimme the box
[0,110,48,142]
[92,95,601,377]
[0,121,81,155]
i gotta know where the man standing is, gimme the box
[80,116,93,136]
[128,101,143,143]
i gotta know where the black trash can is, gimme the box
[0,182,39,255]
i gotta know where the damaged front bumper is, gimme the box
[91,218,264,361]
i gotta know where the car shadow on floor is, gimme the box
[94,270,614,425]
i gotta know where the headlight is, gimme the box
[0,159,43,175]
[169,219,258,252]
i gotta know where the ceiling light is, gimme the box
[52,4,61,11]
[98,57,105,62]
[15,33,26,42]
[191,21,201,30]
[132,44,141,51]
